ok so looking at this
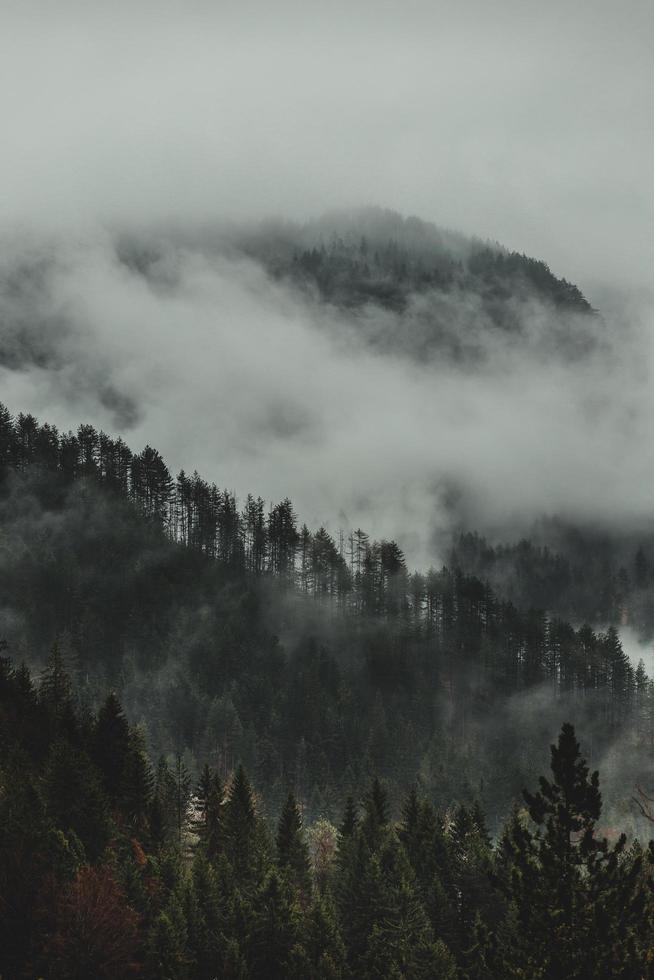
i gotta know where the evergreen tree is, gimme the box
[247,869,304,980]
[497,723,649,977]
[635,546,649,589]
[361,777,389,849]
[339,795,358,840]
[151,757,178,846]
[276,790,311,896]
[39,643,73,718]
[145,897,189,980]
[303,895,347,979]
[449,803,495,960]
[224,765,260,886]
[44,740,113,861]
[0,402,16,473]
[121,726,154,833]
[194,763,223,860]
[187,854,223,979]
[399,792,455,948]
[93,692,130,802]
[173,754,192,845]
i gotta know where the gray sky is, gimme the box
[1,0,654,566]
[2,0,652,294]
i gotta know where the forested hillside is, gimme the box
[2,663,653,977]
[3,0,650,973]
[259,208,592,315]
[114,207,598,367]
[1,401,653,835]
[449,529,654,637]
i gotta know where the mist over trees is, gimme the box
[1,0,652,970]
[449,529,654,638]
[116,207,597,365]
[1,400,653,836]
[0,216,653,980]
[2,207,652,576]
[2,654,653,977]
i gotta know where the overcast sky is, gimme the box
[2,0,652,296]
[1,1,653,566]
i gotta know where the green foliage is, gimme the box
[223,764,272,893]
[495,723,651,977]
[4,401,654,976]
[93,692,131,800]
[44,739,113,860]
[194,763,224,862]
[2,669,654,979]
[146,896,189,980]
[39,642,73,717]
[247,869,304,979]
[1,402,653,831]
[276,791,311,895]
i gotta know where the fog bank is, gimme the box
[1,226,654,567]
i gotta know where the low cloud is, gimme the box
[1,224,654,569]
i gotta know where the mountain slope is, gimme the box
[0,402,651,831]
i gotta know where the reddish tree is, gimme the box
[43,866,141,979]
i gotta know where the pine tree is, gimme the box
[151,757,178,846]
[336,834,384,969]
[247,869,304,980]
[449,803,495,960]
[398,785,421,858]
[121,727,154,833]
[339,795,358,840]
[0,402,16,473]
[44,740,113,861]
[361,777,388,850]
[497,723,649,977]
[223,765,259,886]
[276,791,311,896]
[399,792,456,948]
[303,895,347,979]
[635,546,649,589]
[93,692,130,802]
[145,896,189,980]
[39,643,73,718]
[361,881,456,979]
[173,754,192,846]
[194,764,223,861]
[187,854,222,979]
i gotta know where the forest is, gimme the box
[1,402,654,815]
[2,655,653,978]
[2,0,651,972]
[114,208,598,369]
[2,400,654,974]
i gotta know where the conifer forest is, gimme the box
[2,2,654,976]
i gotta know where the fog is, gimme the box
[1,225,653,568]
[1,0,652,294]
[1,1,653,567]
[619,626,654,677]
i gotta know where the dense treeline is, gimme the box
[1,402,644,635]
[239,208,598,364]
[285,233,591,319]
[115,208,596,366]
[450,530,654,637]
[236,207,592,316]
[1,655,652,978]
[2,401,654,827]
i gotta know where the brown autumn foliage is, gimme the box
[41,865,141,979]
[131,837,147,867]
